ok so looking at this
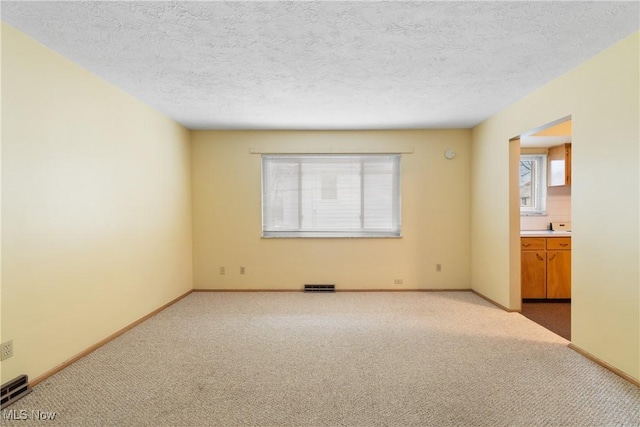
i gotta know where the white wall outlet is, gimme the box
[394,279,403,285]
[436,264,442,272]
[1,340,13,361]
[220,266,225,275]
[240,266,245,275]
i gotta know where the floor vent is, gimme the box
[304,284,335,293]
[1,375,32,409]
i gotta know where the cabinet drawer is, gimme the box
[547,237,571,250]
[521,238,545,250]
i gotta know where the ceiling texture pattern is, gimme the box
[2,1,639,130]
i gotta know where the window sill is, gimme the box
[520,211,548,217]
[262,233,402,239]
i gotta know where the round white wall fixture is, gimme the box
[444,149,456,159]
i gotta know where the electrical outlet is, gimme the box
[240,267,245,275]
[220,267,225,275]
[436,264,442,272]
[1,340,13,361]
[394,279,403,285]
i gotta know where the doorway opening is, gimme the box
[516,116,572,340]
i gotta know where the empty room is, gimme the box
[1,2,639,425]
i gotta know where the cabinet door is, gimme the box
[521,237,545,250]
[565,144,571,185]
[547,250,571,298]
[522,251,546,298]
[546,237,571,250]
[548,144,571,187]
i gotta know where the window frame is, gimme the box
[519,154,547,215]
[261,154,402,238]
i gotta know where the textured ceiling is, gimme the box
[2,1,639,130]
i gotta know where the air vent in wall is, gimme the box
[1,375,32,409]
[304,284,335,293]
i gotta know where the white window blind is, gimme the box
[520,154,547,215]
[262,154,401,238]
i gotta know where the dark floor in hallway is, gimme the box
[521,301,571,340]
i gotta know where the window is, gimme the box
[262,154,401,238]
[520,154,546,214]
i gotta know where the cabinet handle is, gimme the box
[536,254,544,261]
[522,243,531,247]
[549,254,557,261]
[559,243,569,247]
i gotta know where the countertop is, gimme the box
[521,230,572,237]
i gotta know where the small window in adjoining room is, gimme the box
[520,154,547,215]
[262,154,401,238]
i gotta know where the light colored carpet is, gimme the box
[4,292,639,426]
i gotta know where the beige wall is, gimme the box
[1,24,193,382]
[192,130,471,290]
[471,32,639,379]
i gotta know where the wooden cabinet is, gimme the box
[521,251,547,298]
[546,237,571,298]
[520,238,545,251]
[521,237,571,299]
[547,250,571,298]
[548,143,571,187]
